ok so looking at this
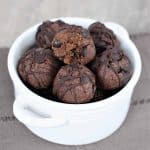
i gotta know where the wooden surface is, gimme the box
[0,34,149,149]
[0,0,150,46]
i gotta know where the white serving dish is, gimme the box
[7,17,141,145]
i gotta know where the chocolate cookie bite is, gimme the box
[96,49,132,90]
[52,26,96,65]
[89,22,120,54]
[18,47,61,89]
[36,20,69,48]
[53,64,96,104]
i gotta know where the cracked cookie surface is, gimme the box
[89,22,120,54]
[53,64,96,103]
[95,49,132,90]
[18,47,61,89]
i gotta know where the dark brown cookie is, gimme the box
[18,47,61,89]
[89,22,120,54]
[52,25,96,65]
[36,20,69,48]
[53,64,96,104]
[95,49,132,90]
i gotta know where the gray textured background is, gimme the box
[0,0,150,46]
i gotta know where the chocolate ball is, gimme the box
[36,20,69,48]
[53,64,96,104]
[18,47,61,89]
[89,22,120,54]
[96,49,132,90]
[52,26,96,65]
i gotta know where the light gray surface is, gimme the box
[0,35,150,149]
[0,0,150,46]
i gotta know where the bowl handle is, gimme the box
[13,96,67,128]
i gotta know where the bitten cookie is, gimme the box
[53,64,96,103]
[52,25,96,65]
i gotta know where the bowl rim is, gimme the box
[7,17,142,110]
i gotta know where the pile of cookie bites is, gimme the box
[18,20,132,104]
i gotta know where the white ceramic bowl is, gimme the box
[7,17,141,145]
